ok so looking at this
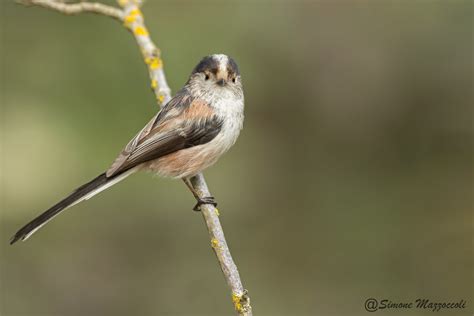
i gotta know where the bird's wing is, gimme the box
[113,90,192,158]
[106,93,222,177]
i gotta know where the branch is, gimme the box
[18,0,124,21]
[18,0,252,314]
[117,0,172,105]
[190,174,252,315]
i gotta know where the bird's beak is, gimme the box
[216,69,227,86]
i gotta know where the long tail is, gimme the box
[10,167,137,245]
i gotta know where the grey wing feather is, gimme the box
[116,90,191,155]
[106,90,192,177]
[106,93,222,177]
[107,117,223,176]
[106,113,160,177]
[124,117,222,166]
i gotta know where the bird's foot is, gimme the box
[193,196,217,211]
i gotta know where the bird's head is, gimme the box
[188,54,242,97]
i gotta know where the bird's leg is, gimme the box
[182,178,217,211]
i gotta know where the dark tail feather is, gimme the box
[11,172,114,245]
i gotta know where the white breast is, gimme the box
[148,94,244,179]
[211,96,244,153]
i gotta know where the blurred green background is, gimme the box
[1,1,472,315]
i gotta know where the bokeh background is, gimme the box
[1,1,472,315]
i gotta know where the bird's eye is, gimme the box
[232,78,236,83]
[205,74,210,80]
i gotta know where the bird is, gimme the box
[10,54,244,245]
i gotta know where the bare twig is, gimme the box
[17,0,252,314]
[191,174,252,315]
[17,0,124,21]
[117,0,172,105]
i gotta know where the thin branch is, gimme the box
[18,0,252,315]
[17,0,124,21]
[117,0,172,105]
[117,0,253,308]
[191,174,252,315]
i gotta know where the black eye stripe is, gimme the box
[193,56,219,74]
[192,55,240,76]
[227,57,240,76]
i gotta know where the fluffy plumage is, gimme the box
[11,54,244,244]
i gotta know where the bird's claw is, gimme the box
[193,196,217,211]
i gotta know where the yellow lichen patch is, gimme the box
[215,208,220,216]
[150,58,162,70]
[134,26,149,36]
[129,8,142,17]
[124,8,142,27]
[232,293,243,312]
[211,238,219,249]
[157,94,165,103]
[151,79,157,89]
[145,56,162,70]
[124,14,136,26]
